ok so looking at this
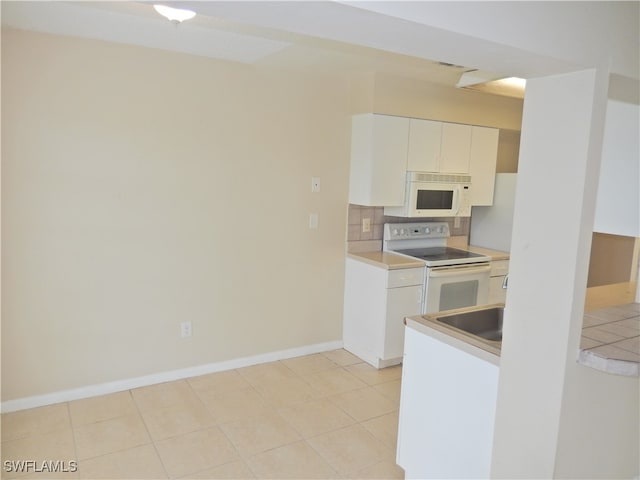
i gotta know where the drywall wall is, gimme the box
[593,99,640,237]
[491,69,614,477]
[588,233,639,287]
[1,28,350,402]
[372,73,524,131]
[496,129,520,173]
[554,363,639,478]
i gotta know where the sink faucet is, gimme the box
[502,274,509,289]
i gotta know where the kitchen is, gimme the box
[2,2,638,479]
[342,104,639,476]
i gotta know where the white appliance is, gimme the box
[470,173,517,252]
[384,172,472,218]
[384,222,491,313]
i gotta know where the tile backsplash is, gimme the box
[347,204,470,252]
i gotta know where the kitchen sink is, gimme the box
[434,305,504,343]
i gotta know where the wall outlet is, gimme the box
[362,217,371,233]
[180,321,192,338]
[454,216,461,229]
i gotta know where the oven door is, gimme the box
[424,263,491,313]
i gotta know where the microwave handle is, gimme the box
[428,264,491,278]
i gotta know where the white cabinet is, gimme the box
[488,259,509,304]
[407,119,441,172]
[407,119,472,174]
[343,258,424,368]
[469,126,500,205]
[440,122,472,173]
[397,325,499,479]
[349,114,410,206]
[348,113,499,207]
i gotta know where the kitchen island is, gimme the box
[397,313,500,479]
[397,294,639,478]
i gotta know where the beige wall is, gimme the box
[1,29,351,401]
[496,129,520,173]
[372,73,524,131]
[588,233,639,287]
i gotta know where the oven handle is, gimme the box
[428,263,491,278]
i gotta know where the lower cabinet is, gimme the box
[343,258,424,368]
[397,325,500,479]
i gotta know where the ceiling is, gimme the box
[1,1,471,86]
[2,1,638,98]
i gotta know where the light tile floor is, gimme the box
[1,350,404,479]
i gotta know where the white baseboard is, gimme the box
[1,340,343,413]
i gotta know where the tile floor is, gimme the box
[1,350,404,479]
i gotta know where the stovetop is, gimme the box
[383,222,491,267]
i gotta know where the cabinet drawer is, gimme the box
[388,267,424,288]
[490,260,509,277]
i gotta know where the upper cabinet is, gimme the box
[407,120,472,174]
[407,119,441,172]
[469,126,499,205]
[349,113,499,207]
[440,123,473,173]
[349,114,409,206]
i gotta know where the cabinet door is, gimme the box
[349,114,410,206]
[488,276,507,304]
[469,126,499,205]
[384,285,423,360]
[407,119,441,172]
[440,123,472,173]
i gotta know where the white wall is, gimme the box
[1,29,350,403]
[491,66,639,478]
[594,99,640,237]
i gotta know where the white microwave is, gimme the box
[384,172,472,217]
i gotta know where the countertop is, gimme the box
[406,299,639,377]
[579,302,639,376]
[347,251,425,270]
[348,244,509,270]
[405,308,502,364]
[465,245,510,261]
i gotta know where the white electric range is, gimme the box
[383,222,491,313]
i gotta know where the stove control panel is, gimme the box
[384,222,450,240]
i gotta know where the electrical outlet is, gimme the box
[362,217,371,233]
[311,177,321,193]
[454,216,461,229]
[180,321,192,338]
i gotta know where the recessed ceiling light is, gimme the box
[153,4,196,23]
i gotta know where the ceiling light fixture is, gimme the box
[153,4,196,23]
[456,70,526,99]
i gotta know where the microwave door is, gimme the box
[413,185,459,216]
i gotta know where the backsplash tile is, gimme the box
[346,204,470,250]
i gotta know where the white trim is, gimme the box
[1,340,343,413]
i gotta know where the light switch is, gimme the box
[311,177,321,193]
[309,213,319,229]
